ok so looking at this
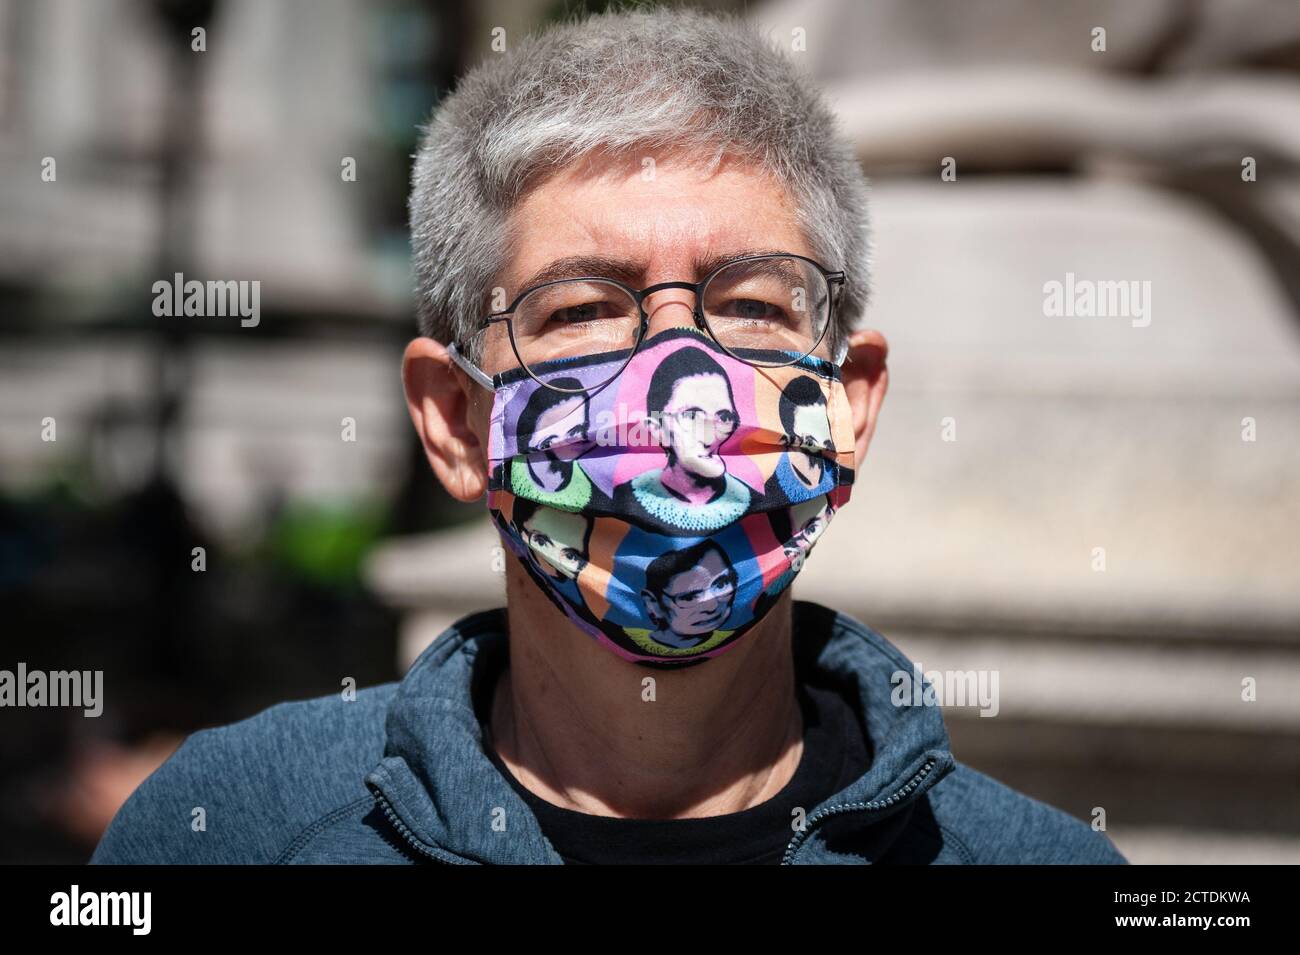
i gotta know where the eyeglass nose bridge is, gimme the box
[636,280,708,332]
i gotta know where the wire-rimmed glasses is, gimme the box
[447,252,847,394]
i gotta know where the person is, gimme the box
[636,539,738,651]
[507,376,601,510]
[750,494,837,622]
[91,8,1126,865]
[509,495,593,615]
[763,375,837,504]
[611,345,757,535]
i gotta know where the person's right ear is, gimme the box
[840,328,889,465]
[402,337,489,502]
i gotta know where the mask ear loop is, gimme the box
[820,336,856,487]
[831,335,850,368]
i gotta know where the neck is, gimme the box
[659,460,725,504]
[790,453,820,489]
[488,557,803,819]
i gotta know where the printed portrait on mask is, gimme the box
[639,540,737,649]
[508,376,598,511]
[599,519,764,659]
[611,346,760,535]
[750,493,837,620]
[508,496,594,612]
[763,374,836,504]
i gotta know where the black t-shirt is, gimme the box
[482,682,871,864]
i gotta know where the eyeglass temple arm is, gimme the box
[446,341,497,391]
[831,337,850,366]
[827,273,850,367]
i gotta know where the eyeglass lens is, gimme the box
[505,256,833,392]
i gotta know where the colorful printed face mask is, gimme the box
[482,327,856,667]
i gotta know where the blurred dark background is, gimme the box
[0,0,485,862]
[2,0,1299,863]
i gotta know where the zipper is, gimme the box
[370,785,466,865]
[780,756,939,865]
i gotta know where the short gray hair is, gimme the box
[409,7,870,360]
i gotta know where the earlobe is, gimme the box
[841,328,889,464]
[401,337,489,502]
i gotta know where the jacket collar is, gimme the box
[365,600,955,864]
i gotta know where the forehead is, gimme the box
[503,151,810,289]
[678,548,727,576]
[792,497,829,525]
[535,396,585,427]
[523,506,588,538]
[667,372,731,403]
[792,403,830,426]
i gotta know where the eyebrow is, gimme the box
[513,247,795,296]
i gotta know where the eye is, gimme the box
[709,573,736,594]
[714,298,787,323]
[562,549,582,563]
[549,300,623,324]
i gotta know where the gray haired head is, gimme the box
[409,7,870,362]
